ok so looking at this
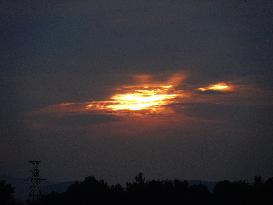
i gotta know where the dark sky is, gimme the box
[1,0,273,183]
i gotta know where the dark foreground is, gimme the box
[1,174,273,205]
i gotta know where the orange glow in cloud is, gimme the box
[197,82,234,93]
[37,74,239,118]
[85,84,183,113]
[36,73,187,116]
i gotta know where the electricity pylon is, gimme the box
[28,160,45,202]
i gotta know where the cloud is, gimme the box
[1,0,273,181]
[54,113,119,126]
[28,112,120,131]
[195,90,234,95]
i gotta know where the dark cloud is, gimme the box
[33,113,120,128]
[0,0,273,181]
[194,90,235,95]
[182,103,273,123]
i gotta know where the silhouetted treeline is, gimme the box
[0,180,15,205]
[1,174,273,205]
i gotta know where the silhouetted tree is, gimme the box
[214,180,252,204]
[0,180,15,205]
[36,174,273,205]
[261,177,273,204]
[64,176,109,205]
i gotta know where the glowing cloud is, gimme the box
[85,84,183,113]
[197,82,234,93]
[37,75,240,118]
[36,73,186,116]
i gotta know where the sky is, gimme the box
[1,0,273,183]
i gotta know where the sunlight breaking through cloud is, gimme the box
[197,82,234,93]
[85,84,183,113]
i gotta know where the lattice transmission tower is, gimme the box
[28,160,45,202]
